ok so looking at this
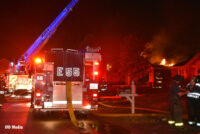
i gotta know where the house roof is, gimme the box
[185,53,200,66]
[150,64,171,70]
[174,53,200,67]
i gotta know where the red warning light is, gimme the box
[35,58,42,64]
[36,92,41,97]
[94,61,99,66]
[93,93,98,97]
[93,71,99,76]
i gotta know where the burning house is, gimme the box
[103,51,200,88]
[146,53,200,88]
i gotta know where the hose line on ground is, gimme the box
[66,81,78,127]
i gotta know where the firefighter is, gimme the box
[0,76,5,108]
[186,77,196,126]
[187,70,200,126]
[168,75,188,127]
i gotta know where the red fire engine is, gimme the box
[31,47,101,115]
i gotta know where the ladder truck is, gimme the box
[8,0,79,94]
[7,0,102,114]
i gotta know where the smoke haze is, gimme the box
[145,0,200,65]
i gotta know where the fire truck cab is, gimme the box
[31,47,101,115]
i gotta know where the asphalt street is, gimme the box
[0,102,131,134]
[2,93,200,134]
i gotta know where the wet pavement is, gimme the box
[1,98,200,134]
[0,102,131,134]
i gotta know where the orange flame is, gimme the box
[160,59,166,65]
[168,63,174,67]
[160,58,174,67]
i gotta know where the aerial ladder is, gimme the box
[8,0,79,92]
[16,0,79,72]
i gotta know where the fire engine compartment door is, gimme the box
[45,51,84,82]
[52,81,83,108]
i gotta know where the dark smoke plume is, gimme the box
[144,0,200,65]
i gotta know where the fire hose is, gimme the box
[98,102,169,114]
[66,81,78,127]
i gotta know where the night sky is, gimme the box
[0,0,200,64]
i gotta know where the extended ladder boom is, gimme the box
[23,0,79,62]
